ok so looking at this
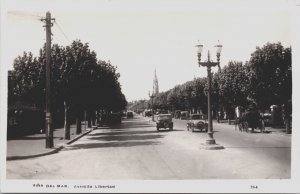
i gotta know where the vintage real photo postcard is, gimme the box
[1,0,300,193]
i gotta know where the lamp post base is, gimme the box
[201,138,225,150]
[206,138,216,145]
[202,143,225,150]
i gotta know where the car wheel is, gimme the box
[191,125,195,132]
[163,122,169,128]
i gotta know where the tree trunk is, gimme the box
[92,110,96,126]
[96,110,100,126]
[64,101,71,140]
[228,111,231,125]
[87,109,92,128]
[285,117,291,134]
[283,103,292,134]
[76,108,82,134]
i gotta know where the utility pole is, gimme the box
[41,12,55,148]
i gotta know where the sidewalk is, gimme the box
[6,123,94,160]
[216,119,291,135]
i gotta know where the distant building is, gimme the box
[152,69,159,96]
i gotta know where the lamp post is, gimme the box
[149,91,155,121]
[196,41,224,150]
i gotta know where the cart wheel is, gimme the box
[260,120,265,133]
[238,123,243,131]
[244,122,249,133]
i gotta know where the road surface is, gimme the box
[6,115,291,179]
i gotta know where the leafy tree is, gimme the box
[248,42,291,111]
[217,61,250,122]
[147,42,291,133]
[12,52,45,107]
[192,77,207,114]
[9,40,127,139]
[248,42,291,133]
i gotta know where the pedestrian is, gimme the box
[235,106,241,130]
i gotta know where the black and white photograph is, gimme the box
[1,0,300,193]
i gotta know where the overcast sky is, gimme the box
[0,0,294,101]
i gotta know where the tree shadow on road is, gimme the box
[64,141,161,150]
[87,134,164,141]
[89,130,160,136]
[170,129,184,131]
[156,129,184,133]
[111,122,154,129]
[188,130,220,133]
[12,136,61,140]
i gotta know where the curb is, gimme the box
[269,131,292,136]
[6,128,94,161]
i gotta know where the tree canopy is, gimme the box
[148,42,291,119]
[9,40,127,137]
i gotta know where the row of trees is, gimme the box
[149,42,292,131]
[8,40,127,139]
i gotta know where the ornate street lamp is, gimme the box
[196,41,224,150]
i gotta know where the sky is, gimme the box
[0,0,294,102]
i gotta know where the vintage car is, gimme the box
[262,113,272,127]
[187,114,208,132]
[174,110,181,119]
[180,111,189,120]
[126,111,134,118]
[156,114,173,131]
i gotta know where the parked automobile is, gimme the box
[108,113,122,124]
[156,110,168,114]
[156,114,173,131]
[174,110,181,119]
[144,110,152,117]
[263,113,272,127]
[180,111,189,120]
[187,114,208,132]
[126,111,134,118]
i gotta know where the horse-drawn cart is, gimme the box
[236,109,265,133]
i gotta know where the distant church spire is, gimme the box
[153,69,159,96]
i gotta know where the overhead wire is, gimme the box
[53,20,71,43]
[8,11,43,21]
[8,11,72,45]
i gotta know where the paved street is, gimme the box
[6,115,291,179]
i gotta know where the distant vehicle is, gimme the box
[108,113,122,124]
[263,113,272,127]
[180,111,189,120]
[156,110,168,114]
[187,114,208,132]
[238,109,264,133]
[174,110,181,119]
[126,111,134,118]
[144,110,152,117]
[156,114,173,131]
